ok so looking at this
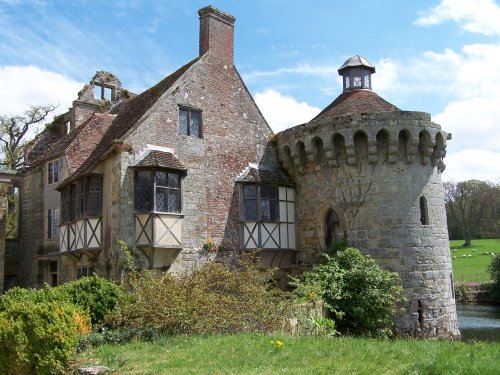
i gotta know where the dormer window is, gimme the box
[94,83,114,101]
[179,107,202,138]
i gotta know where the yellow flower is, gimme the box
[270,340,274,345]
[276,341,283,348]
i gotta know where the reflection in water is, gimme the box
[457,304,500,342]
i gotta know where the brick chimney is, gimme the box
[198,6,236,64]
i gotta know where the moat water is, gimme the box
[457,304,500,342]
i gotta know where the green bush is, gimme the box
[59,275,125,326]
[107,260,293,335]
[486,255,500,301]
[0,276,124,326]
[454,283,473,303]
[0,301,90,375]
[292,247,403,338]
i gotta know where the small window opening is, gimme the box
[49,261,58,287]
[179,107,202,137]
[325,209,342,250]
[93,83,113,101]
[419,196,428,225]
[417,299,423,328]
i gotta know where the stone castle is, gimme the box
[0,6,459,338]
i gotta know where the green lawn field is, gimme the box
[450,239,500,282]
[75,333,500,375]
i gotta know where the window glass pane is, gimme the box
[168,190,181,213]
[268,186,278,200]
[244,199,257,220]
[156,171,167,187]
[168,173,180,188]
[270,200,279,221]
[260,185,268,198]
[135,186,151,211]
[156,187,167,212]
[243,185,256,199]
[190,111,201,137]
[260,199,270,221]
[88,193,102,216]
[54,160,59,183]
[48,163,53,184]
[179,109,188,135]
[137,171,152,186]
[89,177,101,192]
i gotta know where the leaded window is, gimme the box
[48,159,59,184]
[134,170,182,213]
[48,208,58,239]
[60,175,103,224]
[242,184,279,222]
[179,108,202,137]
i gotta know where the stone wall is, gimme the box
[111,53,275,274]
[277,110,459,338]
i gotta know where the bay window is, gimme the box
[134,170,181,213]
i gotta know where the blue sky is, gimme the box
[1,0,499,182]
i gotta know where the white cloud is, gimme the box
[0,65,82,117]
[434,97,500,152]
[243,63,338,82]
[254,89,320,133]
[415,0,500,36]
[443,149,500,182]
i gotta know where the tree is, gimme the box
[0,104,56,171]
[444,180,500,246]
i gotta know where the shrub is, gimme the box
[292,247,403,338]
[0,301,90,375]
[454,283,473,303]
[0,276,124,326]
[59,275,125,326]
[486,255,500,302]
[107,259,293,335]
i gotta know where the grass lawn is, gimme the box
[75,333,500,375]
[450,239,500,282]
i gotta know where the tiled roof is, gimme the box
[59,57,199,188]
[236,166,295,187]
[134,150,187,171]
[65,114,115,173]
[27,113,114,173]
[25,128,62,167]
[312,89,399,122]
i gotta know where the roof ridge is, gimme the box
[58,56,200,188]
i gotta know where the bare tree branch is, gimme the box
[0,104,56,170]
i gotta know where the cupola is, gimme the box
[338,55,375,91]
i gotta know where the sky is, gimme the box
[0,0,499,182]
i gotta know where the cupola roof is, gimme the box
[338,55,376,74]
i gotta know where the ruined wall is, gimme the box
[18,167,45,287]
[277,110,459,338]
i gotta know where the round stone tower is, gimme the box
[276,55,459,338]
